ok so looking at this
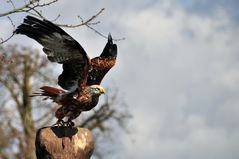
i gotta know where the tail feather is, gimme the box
[31,86,65,99]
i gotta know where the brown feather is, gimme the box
[40,86,65,96]
[16,16,118,123]
[87,57,116,85]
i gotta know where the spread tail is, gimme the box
[31,86,65,100]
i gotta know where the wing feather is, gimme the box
[87,34,117,85]
[15,16,90,90]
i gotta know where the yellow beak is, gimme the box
[99,87,105,94]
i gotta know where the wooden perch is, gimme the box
[35,126,94,159]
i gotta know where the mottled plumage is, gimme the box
[15,16,117,126]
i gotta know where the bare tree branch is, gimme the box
[55,8,105,28]
[51,14,61,22]
[0,0,58,44]
[0,1,125,44]
[0,16,16,44]
[0,32,14,44]
[55,8,125,41]
[7,16,15,29]
[0,0,60,17]
[0,79,21,109]
[7,0,16,9]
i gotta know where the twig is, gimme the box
[0,1,35,17]
[7,16,15,29]
[35,0,58,8]
[0,16,16,44]
[0,1,125,44]
[56,8,105,28]
[87,24,126,41]
[51,14,61,22]
[0,33,14,44]
[0,0,58,17]
[56,8,125,41]
[7,0,16,9]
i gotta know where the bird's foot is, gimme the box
[66,120,75,127]
[53,119,65,127]
[52,119,75,127]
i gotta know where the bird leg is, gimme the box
[53,119,65,127]
[66,119,75,127]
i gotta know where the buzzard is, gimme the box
[15,16,117,126]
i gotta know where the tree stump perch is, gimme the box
[35,127,94,159]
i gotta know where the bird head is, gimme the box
[88,85,105,96]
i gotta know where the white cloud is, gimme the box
[113,2,239,159]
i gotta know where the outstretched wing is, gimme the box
[15,16,90,90]
[87,34,117,85]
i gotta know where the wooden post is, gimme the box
[35,127,94,159]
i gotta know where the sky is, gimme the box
[1,0,239,159]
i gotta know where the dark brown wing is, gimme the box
[87,34,117,85]
[15,16,90,90]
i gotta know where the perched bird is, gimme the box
[15,16,117,126]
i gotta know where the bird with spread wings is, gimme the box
[15,16,117,126]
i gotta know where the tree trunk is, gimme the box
[19,58,36,159]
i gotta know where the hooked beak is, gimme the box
[99,87,105,94]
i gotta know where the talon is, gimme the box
[67,120,75,127]
[53,119,65,127]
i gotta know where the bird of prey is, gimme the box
[15,16,117,126]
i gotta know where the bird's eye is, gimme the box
[96,87,100,91]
